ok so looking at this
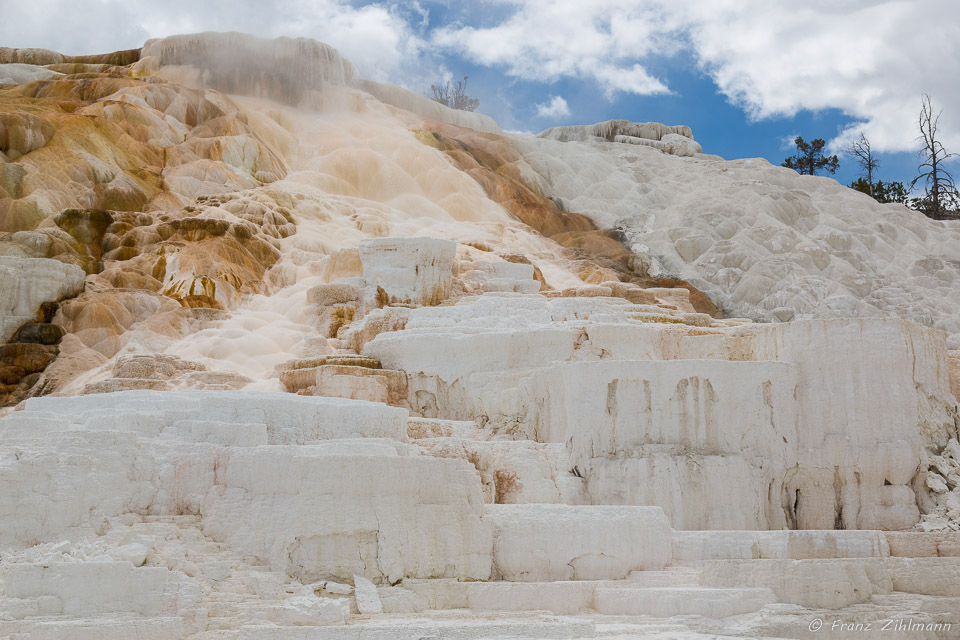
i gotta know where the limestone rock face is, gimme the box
[359,237,456,307]
[486,504,672,580]
[2,31,960,639]
[532,359,799,530]
[515,132,960,344]
[613,131,703,156]
[0,256,85,404]
[949,351,960,401]
[203,443,491,584]
[700,558,890,609]
[538,119,695,144]
[0,392,489,583]
[0,256,85,341]
[352,576,383,614]
[0,63,63,85]
[365,295,956,532]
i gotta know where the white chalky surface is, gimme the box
[0,31,958,639]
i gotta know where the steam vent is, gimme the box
[2,32,960,638]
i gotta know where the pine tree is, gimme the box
[850,178,909,204]
[782,136,840,176]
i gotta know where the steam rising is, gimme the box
[141,32,355,106]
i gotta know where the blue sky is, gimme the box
[414,1,950,192]
[457,49,919,191]
[3,0,956,193]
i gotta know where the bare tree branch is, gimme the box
[912,94,959,219]
[848,133,880,196]
[427,76,479,112]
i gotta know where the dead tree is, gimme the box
[848,133,880,197]
[427,76,480,112]
[911,94,959,219]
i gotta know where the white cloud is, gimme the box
[431,0,960,153]
[675,0,960,154]
[536,95,571,118]
[431,0,674,98]
[780,134,801,150]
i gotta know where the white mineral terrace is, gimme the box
[0,32,959,639]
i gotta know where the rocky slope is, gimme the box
[1,32,959,639]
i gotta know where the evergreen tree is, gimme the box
[850,178,909,204]
[782,136,840,176]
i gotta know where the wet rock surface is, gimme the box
[1,32,959,639]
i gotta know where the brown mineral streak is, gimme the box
[416,122,720,317]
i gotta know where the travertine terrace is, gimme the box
[1,32,959,639]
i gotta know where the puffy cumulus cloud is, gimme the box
[0,0,429,83]
[432,0,960,153]
[677,0,960,153]
[431,0,676,98]
[536,95,571,119]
